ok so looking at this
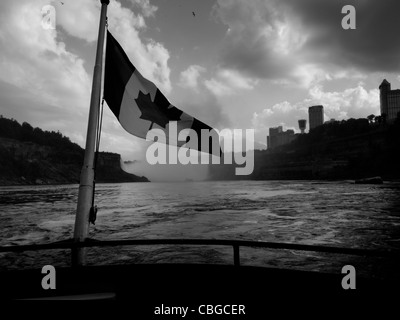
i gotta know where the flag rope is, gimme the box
[89,98,105,225]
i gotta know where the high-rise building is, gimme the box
[267,126,296,149]
[379,79,400,122]
[298,119,307,134]
[308,105,324,130]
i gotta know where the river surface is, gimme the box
[1,180,400,278]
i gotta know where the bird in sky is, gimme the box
[192,11,195,17]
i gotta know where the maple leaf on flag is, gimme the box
[135,91,182,129]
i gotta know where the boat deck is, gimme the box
[1,263,398,316]
[1,238,398,315]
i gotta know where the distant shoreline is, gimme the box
[0,180,150,187]
[2,177,400,188]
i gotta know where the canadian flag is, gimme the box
[104,30,220,156]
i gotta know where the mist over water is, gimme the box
[123,159,210,182]
[1,181,400,278]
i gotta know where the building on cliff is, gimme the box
[267,126,296,149]
[308,105,324,130]
[298,119,307,134]
[325,118,336,124]
[379,79,400,122]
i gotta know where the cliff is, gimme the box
[96,152,149,183]
[0,117,149,185]
[209,118,400,181]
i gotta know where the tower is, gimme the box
[379,79,390,117]
[298,119,306,134]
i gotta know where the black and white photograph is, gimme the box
[0,0,399,316]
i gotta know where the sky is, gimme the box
[0,0,400,180]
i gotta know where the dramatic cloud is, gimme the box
[129,0,158,18]
[55,0,102,42]
[107,1,171,93]
[252,84,379,135]
[178,65,205,90]
[204,68,258,96]
[0,0,91,121]
[284,0,400,73]
[176,67,242,128]
[56,0,171,93]
[212,0,307,81]
[0,0,172,161]
[213,0,400,87]
[175,86,230,130]
[0,0,391,174]
[308,85,379,120]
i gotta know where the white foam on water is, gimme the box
[38,218,75,231]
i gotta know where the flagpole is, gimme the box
[72,0,109,266]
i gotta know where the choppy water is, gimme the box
[1,180,400,278]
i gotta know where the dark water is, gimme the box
[1,181,400,278]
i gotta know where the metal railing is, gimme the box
[0,238,398,267]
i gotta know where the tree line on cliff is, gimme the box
[0,115,82,164]
[0,115,148,184]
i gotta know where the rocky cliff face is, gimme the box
[96,152,149,183]
[0,137,149,185]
